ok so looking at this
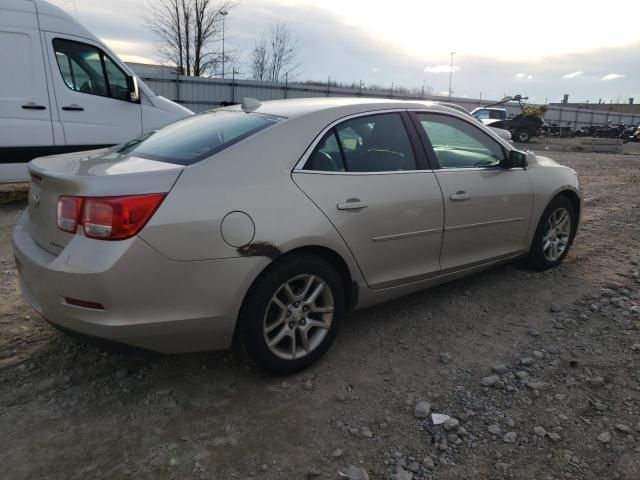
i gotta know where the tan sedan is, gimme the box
[13,98,581,373]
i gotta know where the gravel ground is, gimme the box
[1,140,639,480]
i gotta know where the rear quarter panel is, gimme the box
[139,115,366,285]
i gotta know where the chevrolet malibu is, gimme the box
[13,98,581,373]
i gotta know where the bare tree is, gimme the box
[146,0,235,76]
[267,23,299,82]
[249,22,300,82]
[250,38,269,81]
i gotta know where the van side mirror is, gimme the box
[502,150,528,169]
[127,75,140,103]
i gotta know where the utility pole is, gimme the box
[284,72,288,99]
[448,51,456,101]
[221,10,229,78]
[231,67,238,103]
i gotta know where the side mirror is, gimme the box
[127,75,140,103]
[502,150,528,169]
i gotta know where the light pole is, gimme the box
[285,71,288,98]
[448,51,456,100]
[221,10,228,78]
[231,68,239,103]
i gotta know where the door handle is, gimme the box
[22,102,47,110]
[337,199,368,210]
[62,105,84,111]
[450,191,471,201]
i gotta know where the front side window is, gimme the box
[111,110,282,165]
[53,38,130,101]
[417,114,506,169]
[103,55,129,101]
[304,113,416,172]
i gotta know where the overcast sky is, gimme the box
[50,0,640,103]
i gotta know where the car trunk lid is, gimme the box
[27,148,183,255]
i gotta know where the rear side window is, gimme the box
[304,113,417,172]
[115,110,282,165]
[53,38,130,101]
[306,131,346,171]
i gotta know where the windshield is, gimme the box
[114,110,283,165]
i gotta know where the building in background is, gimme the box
[550,102,640,115]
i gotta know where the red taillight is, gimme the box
[56,193,166,240]
[57,196,83,233]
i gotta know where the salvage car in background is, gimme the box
[14,98,581,373]
[471,107,507,124]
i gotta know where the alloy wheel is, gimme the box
[542,208,571,261]
[263,274,334,360]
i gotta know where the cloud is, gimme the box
[563,71,584,79]
[47,0,640,103]
[424,65,461,74]
[601,73,625,80]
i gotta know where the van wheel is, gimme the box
[527,196,576,271]
[237,253,344,374]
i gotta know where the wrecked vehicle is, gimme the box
[14,98,580,373]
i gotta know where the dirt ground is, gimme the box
[1,138,640,480]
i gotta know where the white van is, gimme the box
[0,0,193,182]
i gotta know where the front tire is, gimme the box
[237,253,345,374]
[516,129,531,143]
[527,196,576,270]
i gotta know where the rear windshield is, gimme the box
[114,110,283,165]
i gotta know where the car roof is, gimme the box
[226,97,459,119]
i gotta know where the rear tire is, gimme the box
[237,253,345,374]
[527,196,576,271]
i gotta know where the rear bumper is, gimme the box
[12,211,269,353]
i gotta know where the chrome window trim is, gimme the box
[293,169,435,176]
[435,166,526,173]
[293,109,421,174]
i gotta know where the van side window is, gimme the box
[53,39,130,101]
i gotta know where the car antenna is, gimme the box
[241,98,262,112]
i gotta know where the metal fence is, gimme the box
[139,73,639,128]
